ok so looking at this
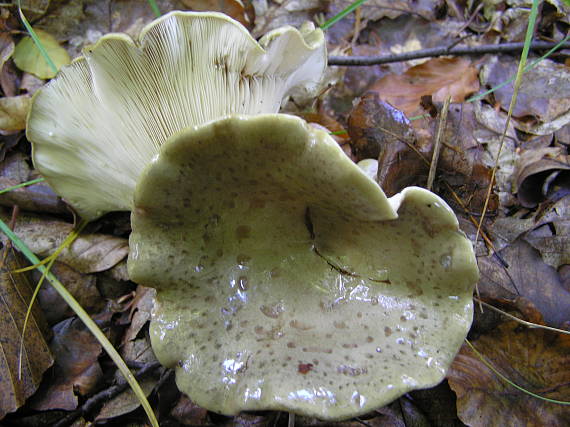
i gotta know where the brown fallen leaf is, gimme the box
[121,286,156,364]
[482,56,570,126]
[515,147,570,208]
[478,238,570,328]
[170,395,209,426]
[95,376,156,423]
[0,95,31,132]
[370,57,480,117]
[0,248,53,420]
[0,152,68,214]
[29,317,102,411]
[35,261,103,325]
[347,92,416,161]
[0,211,128,274]
[182,0,254,28]
[448,319,570,427]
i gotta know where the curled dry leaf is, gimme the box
[0,211,128,274]
[370,57,480,117]
[448,319,570,427]
[515,147,570,208]
[0,249,53,420]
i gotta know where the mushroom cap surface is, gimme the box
[128,114,479,420]
[27,11,326,220]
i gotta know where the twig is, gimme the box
[473,297,570,335]
[53,361,162,427]
[426,97,451,191]
[328,41,570,66]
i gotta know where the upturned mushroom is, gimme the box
[26,10,478,420]
[27,11,326,220]
[128,114,479,420]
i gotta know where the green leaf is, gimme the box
[13,28,70,79]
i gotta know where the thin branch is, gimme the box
[328,41,570,66]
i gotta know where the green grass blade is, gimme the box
[0,218,159,427]
[476,0,540,244]
[0,178,45,195]
[147,0,161,17]
[321,0,368,31]
[16,1,57,74]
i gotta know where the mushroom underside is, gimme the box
[128,114,478,420]
[27,11,326,220]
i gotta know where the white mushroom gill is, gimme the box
[27,11,326,220]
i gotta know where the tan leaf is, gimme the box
[370,57,480,117]
[0,95,31,132]
[0,212,128,274]
[13,28,70,80]
[448,320,570,427]
[0,249,53,419]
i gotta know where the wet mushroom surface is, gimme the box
[128,114,478,420]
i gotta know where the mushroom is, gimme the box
[128,114,479,420]
[26,11,326,220]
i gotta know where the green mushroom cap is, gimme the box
[128,114,478,420]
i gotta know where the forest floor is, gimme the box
[0,0,569,426]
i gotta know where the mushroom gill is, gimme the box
[27,11,326,220]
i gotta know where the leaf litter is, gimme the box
[0,0,570,425]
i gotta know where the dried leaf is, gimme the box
[448,320,570,427]
[30,317,102,411]
[370,57,480,117]
[170,395,209,426]
[121,286,156,364]
[0,152,67,214]
[515,147,570,208]
[481,56,570,127]
[13,28,70,79]
[478,238,570,328]
[337,0,441,21]
[347,92,416,161]
[0,249,53,419]
[0,212,128,274]
[35,261,103,325]
[0,95,31,131]
[182,0,253,28]
[95,376,155,422]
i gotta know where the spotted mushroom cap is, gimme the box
[27,11,326,221]
[128,114,479,420]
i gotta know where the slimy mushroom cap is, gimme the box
[128,114,478,420]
